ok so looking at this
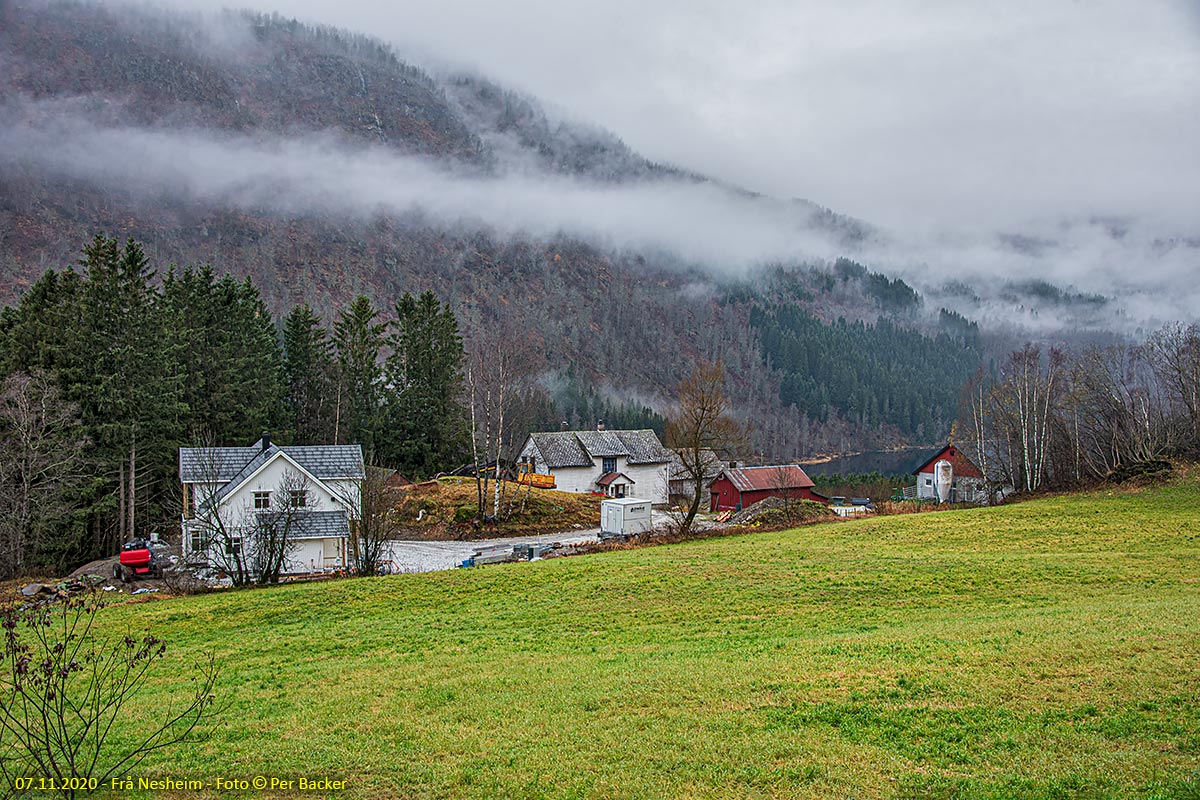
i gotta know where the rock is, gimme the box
[20,583,43,597]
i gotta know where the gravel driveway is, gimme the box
[379,511,678,573]
[379,530,601,573]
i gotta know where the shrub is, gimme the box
[0,592,218,798]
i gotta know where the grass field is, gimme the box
[88,477,1200,798]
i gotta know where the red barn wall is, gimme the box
[917,446,983,479]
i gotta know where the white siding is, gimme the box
[181,450,359,573]
[622,462,669,505]
[549,465,599,495]
[916,470,936,499]
[544,457,669,505]
[217,455,356,529]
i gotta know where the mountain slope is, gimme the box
[0,0,981,455]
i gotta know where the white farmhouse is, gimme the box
[517,427,671,505]
[178,435,364,576]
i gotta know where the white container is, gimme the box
[601,497,653,537]
[934,459,954,503]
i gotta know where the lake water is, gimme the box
[800,447,933,477]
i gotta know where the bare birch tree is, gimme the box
[1146,323,1200,447]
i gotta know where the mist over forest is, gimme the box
[1,0,1196,463]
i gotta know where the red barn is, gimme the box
[709,465,825,512]
[911,444,985,503]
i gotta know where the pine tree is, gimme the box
[162,267,287,444]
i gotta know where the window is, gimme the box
[925,478,932,487]
[184,485,195,519]
[225,536,242,555]
[189,530,204,553]
[253,491,271,509]
[288,489,308,508]
[603,457,616,474]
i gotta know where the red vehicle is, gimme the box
[114,539,163,582]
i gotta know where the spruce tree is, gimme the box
[332,295,385,454]
[381,291,469,476]
[282,304,337,443]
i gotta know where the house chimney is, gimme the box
[260,431,271,452]
[596,419,605,431]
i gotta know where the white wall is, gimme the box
[220,455,355,526]
[545,456,668,505]
[182,452,359,572]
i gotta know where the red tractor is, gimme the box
[114,538,163,583]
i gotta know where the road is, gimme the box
[379,511,678,573]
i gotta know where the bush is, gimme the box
[0,592,218,798]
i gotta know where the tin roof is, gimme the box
[718,465,815,493]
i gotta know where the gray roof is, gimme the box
[528,432,593,468]
[255,510,350,540]
[573,430,627,458]
[180,438,365,483]
[528,429,670,468]
[669,449,727,481]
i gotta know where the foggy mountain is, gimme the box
[0,0,1192,457]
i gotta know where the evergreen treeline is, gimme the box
[553,365,666,438]
[752,305,983,440]
[0,236,470,576]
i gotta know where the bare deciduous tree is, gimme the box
[247,470,311,584]
[352,465,402,576]
[1146,323,1200,447]
[666,361,745,534]
[0,370,89,578]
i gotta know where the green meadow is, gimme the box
[95,479,1199,798]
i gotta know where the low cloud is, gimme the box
[2,103,1196,333]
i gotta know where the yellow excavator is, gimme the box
[515,463,556,489]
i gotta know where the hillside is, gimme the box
[86,477,1200,797]
[0,0,985,456]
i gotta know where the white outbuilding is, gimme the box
[600,497,654,538]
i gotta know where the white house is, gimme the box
[517,427,671,505]
[178,435,364,576]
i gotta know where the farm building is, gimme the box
[517,426,672,505]
[909,444,986,503]
[179,435,364,576]
[709,464,825,512]
[668,448,727,509]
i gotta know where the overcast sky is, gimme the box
[138,0,1200,232]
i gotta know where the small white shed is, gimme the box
[600,497,653,538]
